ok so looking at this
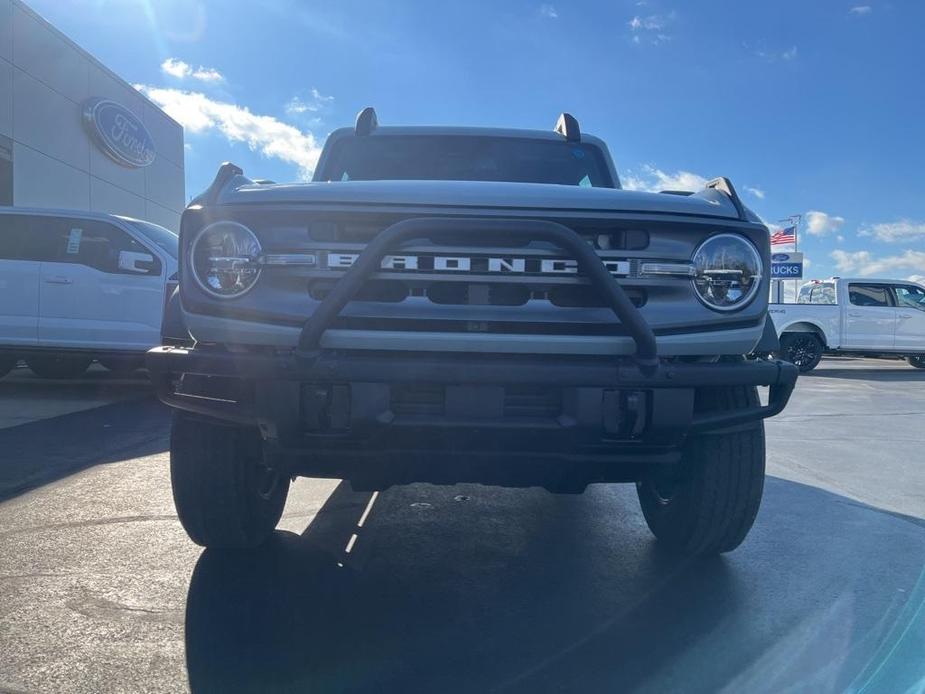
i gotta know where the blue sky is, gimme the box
[28,0,925,282]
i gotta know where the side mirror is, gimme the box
[118,250,157,274]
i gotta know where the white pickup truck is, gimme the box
[0,207,179,379]
[770,277,925,371]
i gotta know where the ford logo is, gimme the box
[771,253,791,262]
[82,98,156,168]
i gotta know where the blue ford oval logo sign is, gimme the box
[771,253,791,262]
[82,98,156,168]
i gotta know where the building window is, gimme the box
[0,136,12,206]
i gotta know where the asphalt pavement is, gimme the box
[0,357,923,693]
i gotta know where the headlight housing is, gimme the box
[190,222,262,299]
[691,233,762,311]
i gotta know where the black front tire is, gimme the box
[908,355,925,370]
[25,354,92,379]
[637,386,765,555]
[777,333,823,372]
[170,412,290,549]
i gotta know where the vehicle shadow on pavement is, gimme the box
[0,397,169,501]
[184,477,925,694]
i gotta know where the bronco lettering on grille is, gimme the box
[325,253,630,276]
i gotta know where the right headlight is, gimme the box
[190,222,262,299]
[691,233,762,311]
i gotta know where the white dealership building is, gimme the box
[0,0,184,231]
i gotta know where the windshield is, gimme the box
[126,219,178,258]
[315,135,615,187]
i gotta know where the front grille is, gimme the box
[217,209,727,341]
[427,283,531,306]
[310,279,408,303]
[308,278,645,310]
[548,286,646,308]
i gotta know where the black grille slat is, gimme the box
[390,384,445,416]
[332,316,635,335]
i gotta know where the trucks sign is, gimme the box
[771,252,804,279]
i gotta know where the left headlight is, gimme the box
[190,221,262,299]
[691,233,762,311]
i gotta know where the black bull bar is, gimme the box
[148,217,797,434]
[295,217,659,371]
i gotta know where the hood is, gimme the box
[214,178,750,221]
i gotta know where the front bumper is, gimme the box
[148,348,795,490]
[148,346,796,436]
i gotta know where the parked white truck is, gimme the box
[0,208,179,379]
[770,277,925,371]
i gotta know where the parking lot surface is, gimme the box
[0,358,923,693]
[0,364,149,430]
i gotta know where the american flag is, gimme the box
[770,225,797,246]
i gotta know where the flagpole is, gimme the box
[791,214,802,302]
[775,215,802,302]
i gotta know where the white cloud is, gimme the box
[628,11,675,44]
[805,210,845,236]
[754,45,799,62]
[849,6,872,15]
[836,234,845,243]
[539,4,558,19]
[622,164,707,192]
[190,66,224,82]
[831,249,925,277]
[745,186,765,199]
[286,88,334,116]
[858,219,925,243]
[161,58,190,79]
[161,58,224,83]
[136,85,322,179]
[907,274,925,285]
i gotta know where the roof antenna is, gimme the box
[554,112,580,142]
[355,107,378,136]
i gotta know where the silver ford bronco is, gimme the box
[148,109,796,554]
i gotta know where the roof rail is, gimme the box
[554,112,580,142]
[355,107,378,136]
[704,177,747,221]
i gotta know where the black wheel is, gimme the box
[0,356,17,379]
[908,355,925,369]
[777,333,823,372]
[170,412,290,549]
[25,354,92,379]
[637,385,765,555]
[99,356,145,375]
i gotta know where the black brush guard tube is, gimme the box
[294,217,659,371]
[147,347,798,434]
